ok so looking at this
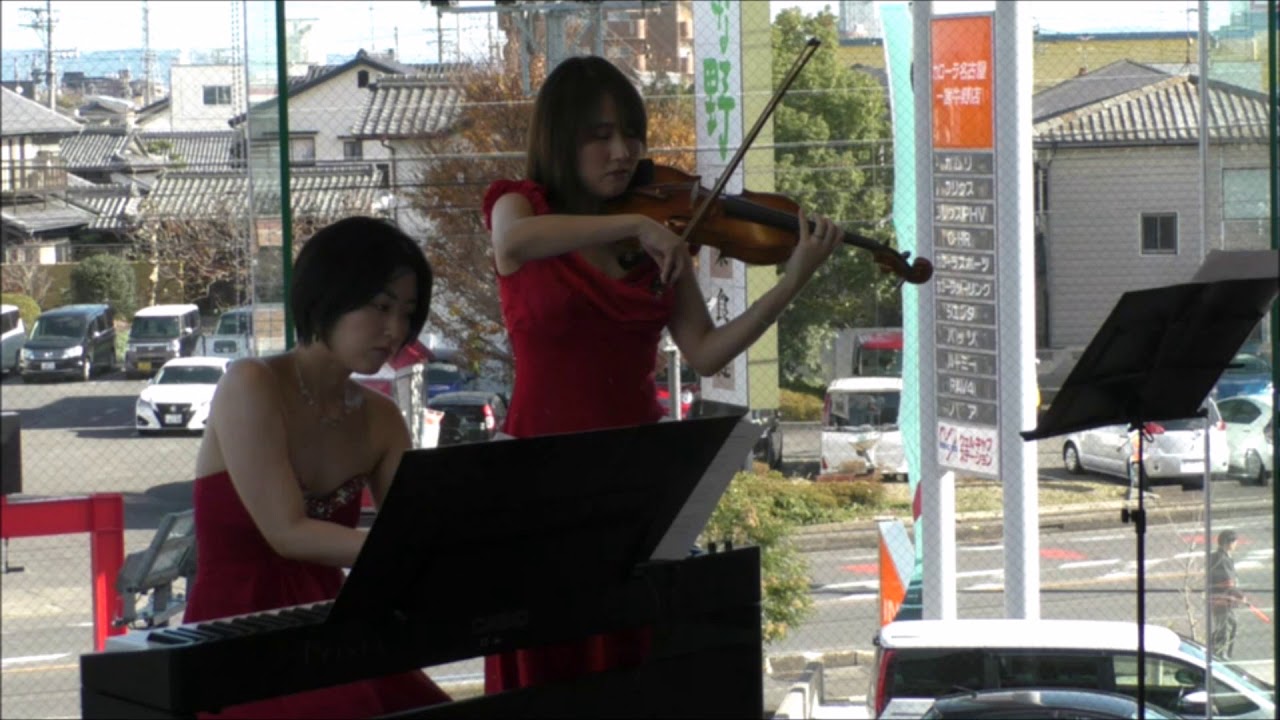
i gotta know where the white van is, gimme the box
[126,304,202,377]
[1,304,25,375]
[870,619,1276,719]
[821,376,907,480]
[198,304,285,360]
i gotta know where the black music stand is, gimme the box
[331,407,758,625]
[1022,267,1278,717]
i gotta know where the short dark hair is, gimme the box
[1219,529,1238,547]
[290,216,432,348]
[526,55,647,214]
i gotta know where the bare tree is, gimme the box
[1,262,56,306]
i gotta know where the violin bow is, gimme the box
[675,38,822,246]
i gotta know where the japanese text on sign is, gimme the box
[701,0,737,161]
[938,422,998,474]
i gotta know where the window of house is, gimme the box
[289,137,316,166]
[1141,213,1177,255]
[357,70,370,88]
[343,140,363,160]
[1223,168,1268,220]
[202,85,232,105]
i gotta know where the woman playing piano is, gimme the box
[185,216,450,718]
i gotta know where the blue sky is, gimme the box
[1,1,1238,62]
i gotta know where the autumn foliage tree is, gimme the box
[407,61,696,374]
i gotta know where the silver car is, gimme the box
[1061,401,1228,487]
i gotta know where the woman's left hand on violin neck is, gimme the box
[779,207,842,288]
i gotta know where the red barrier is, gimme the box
[0,493,126,651]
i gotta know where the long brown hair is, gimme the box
[526,56,647,214]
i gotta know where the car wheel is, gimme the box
[1245,450,1268,487]
[1063,442,1083,474]
[81,357,93,382]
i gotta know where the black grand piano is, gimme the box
[80,413,764,718]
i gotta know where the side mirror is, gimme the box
[1178,689,1209,714]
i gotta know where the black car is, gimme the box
[923,688,1180,719]
[20,304,116,382]
[428,391,508,446]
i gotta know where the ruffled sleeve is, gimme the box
[483,179,551,229]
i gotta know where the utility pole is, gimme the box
[19,1,57,109]
[142,0,155,105]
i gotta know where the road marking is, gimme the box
[818,580,879,591]
[1236,560,1264,570]
[1,661,79,675]
[1,653,69,668]
[967,582,1004,591]
[1058,559,1122,570]
[956,568,1004,579]
[961,544,1003,552]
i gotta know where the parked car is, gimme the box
[428,390,508,446]
[351,340,434,399]
[198,303,285,360]
[0,304,25,375]
[426,361,471,399]
[655,360,699,418]
[820,376,907,480]
[1061,400,1228,488]
[126,304,202,378]
[1212,352,1273,401]
[20,304,116,382]
[1218,395,1274,486]
[135,357,230,435]
[922,688,1179,719]
[869,619,1275,719]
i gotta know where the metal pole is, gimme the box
[1197,1,1210,264]
[45,0,54,110]
[1268,0,1278,686]
[274,0,295,349]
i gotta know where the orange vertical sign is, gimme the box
[878,537,906,626]
[931,15,994,149]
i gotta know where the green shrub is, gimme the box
[0,293,41,328]
[779,388,823,421]
[701,472,813,644]
[70,255,137,319]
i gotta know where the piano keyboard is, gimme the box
[105,601,334,651]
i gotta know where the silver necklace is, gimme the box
[294,359,362,427]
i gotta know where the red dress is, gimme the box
[185,471,451,719]
[480,179,678,693]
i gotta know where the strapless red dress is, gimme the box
[185,471,450,719]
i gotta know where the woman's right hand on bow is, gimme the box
[634,215,689,286]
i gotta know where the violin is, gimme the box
[607,161,933,285]
[608,37,932,287]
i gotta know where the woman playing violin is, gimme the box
[480,55,841,693]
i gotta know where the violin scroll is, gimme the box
[871,248,933,285]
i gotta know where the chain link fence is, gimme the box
[1,1,1274,717]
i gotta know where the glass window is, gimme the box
[889,650,986,699]
[1223,168,1268,220]
[156,366,224,385]
[289,137,316,166]
[202,85,231,105]
[131,317,180,339]
[994,651,1107,689]
[343,140,363,160]
[1142,213,1178,255]
[1219,399,1262,425]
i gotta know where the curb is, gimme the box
[789,496,1270,553]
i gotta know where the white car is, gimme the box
[1218,394,1274,486]
[135,357,230,435]
[1061,400,1228,487]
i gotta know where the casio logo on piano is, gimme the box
[472,609,529,636]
